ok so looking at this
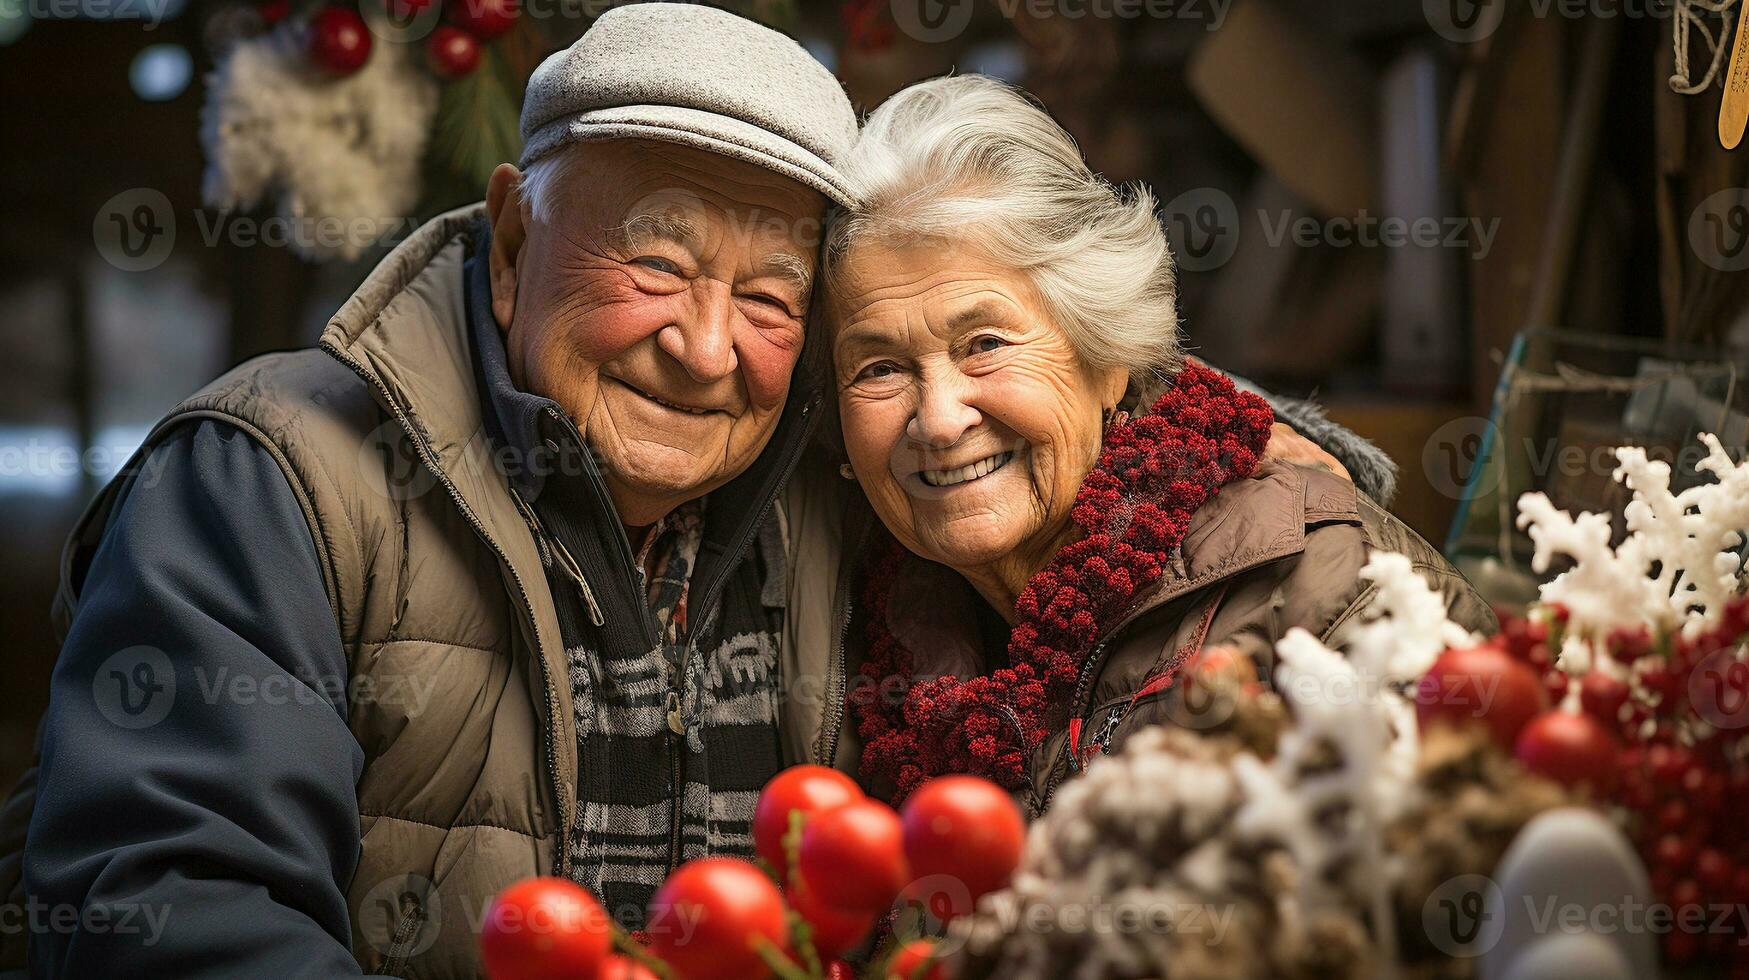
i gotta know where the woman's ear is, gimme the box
[1096,364,1130,415]
[485,163,528,332]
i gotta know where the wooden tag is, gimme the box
[1721,8,1749,149]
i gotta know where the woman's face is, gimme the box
[828,239,1129,575]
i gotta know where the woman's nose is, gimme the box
[657,288,738,383]
[906,378,981,448]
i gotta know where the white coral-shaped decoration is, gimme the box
[1517,433,1749,647]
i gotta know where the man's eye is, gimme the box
[970,335,1008,354]
[633,256,680,274]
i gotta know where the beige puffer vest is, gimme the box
[57,207,573,978]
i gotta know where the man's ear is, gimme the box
[485,163,528,331]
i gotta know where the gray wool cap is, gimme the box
[519,2,859,207]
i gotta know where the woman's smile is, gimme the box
[912,448,1019,490]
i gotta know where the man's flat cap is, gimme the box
[520,2,858,207]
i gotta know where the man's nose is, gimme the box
[906,375,981,449]
[656,286,738,383]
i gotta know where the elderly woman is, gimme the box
[780,75,1495,814]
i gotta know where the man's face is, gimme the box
[488,140,826,526]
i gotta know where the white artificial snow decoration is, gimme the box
[200,29,438,262]
[1518,434,1749,644]
[1339,552,1480,684]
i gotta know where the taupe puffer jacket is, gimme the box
[779,450,1497,815]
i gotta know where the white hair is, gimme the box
[520,145,581,227]
[824,74,1181,383]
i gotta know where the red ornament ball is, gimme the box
[900,775,1025,915]
[752,765,862,885]
[1416,645,1548,751]
[799,799,909,914]
[426,25,481,78]
[478,877,611,980]
[307,6,372,75]
[448,0,519,39]
[258,0,289,26]
[1514,709,1620,794]
[646,858,788,980]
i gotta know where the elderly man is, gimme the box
[15,5,854,976]
[4,4,1389,978]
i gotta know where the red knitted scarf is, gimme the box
[851,364,1274,801]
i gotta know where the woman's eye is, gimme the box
[633,256,681,274]
[970,335,1008,355]
[857,361,899,382]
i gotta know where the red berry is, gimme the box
[1417,646,1549,751]
[646,858,788,980]
[799,799,909,914]
[1579,672,1631,723]
[1657,799,1691,833]
[886,939,947,980]
[258,0,289,25]
[307,6,371,75]
[1698,849,1735,891]
[1655,833,1697,874]
[426,25,481,78]
[448,0,518,39]
[753,766,862,886]
[479,877,611,980]
[1514,710,1620,794]
[900,775,1025,915]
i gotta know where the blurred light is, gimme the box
[803,36,837,74]
[0,3,28,45]
[38,0,187,22]
[0,426,151,497]
[130,44,192,101]
[962,40,1024,82]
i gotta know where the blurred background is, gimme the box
[2,0,1747,792]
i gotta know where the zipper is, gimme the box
[512,488,605,627]
[814,512,868,767]
[322,342,574,876]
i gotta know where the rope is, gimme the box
[1672,0,1741,95]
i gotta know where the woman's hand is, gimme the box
[1264,422,1352,481]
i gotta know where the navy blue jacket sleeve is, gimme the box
[24,420,371,977]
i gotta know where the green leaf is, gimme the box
[420,42,523,211]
